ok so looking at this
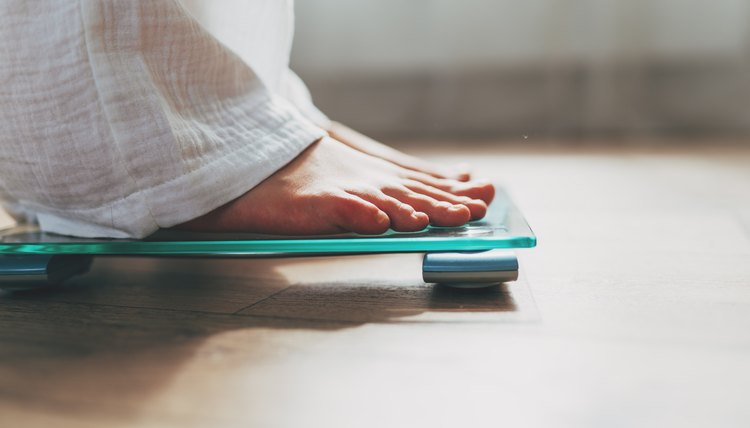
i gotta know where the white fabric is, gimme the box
[0,0,329,238]
[179,0,331,128]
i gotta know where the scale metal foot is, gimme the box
[0,255,93,291]
[422,249,518,288]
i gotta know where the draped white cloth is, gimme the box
[0,0,328,238]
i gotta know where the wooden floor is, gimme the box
[1,142,749,427]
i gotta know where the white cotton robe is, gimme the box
[0,0,329,238]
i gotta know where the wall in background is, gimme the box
[292,0,750,138]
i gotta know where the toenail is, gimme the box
[437,201,452,209]
[448,205,465,211]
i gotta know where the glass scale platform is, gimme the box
[0,188,535,290]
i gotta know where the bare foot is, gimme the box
[328,122,474,183]
[178,137,495,235]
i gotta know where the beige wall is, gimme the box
[292,0,750,138]
[293,0,749,73]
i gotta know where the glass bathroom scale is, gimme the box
[0,188,535,290]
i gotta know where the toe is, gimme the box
[384,188,471,227]
[401,180,488,220]
[349,190,429,232]
[457,179,495,205]
[403,157,470,182]
[330,194,390,235]
[406,172,495,205]
[454,163,472,182]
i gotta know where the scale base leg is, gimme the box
[0,255,93,291]
[422,250,518,289]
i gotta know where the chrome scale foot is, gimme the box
[422,250,518,289]
[0,255,93,291]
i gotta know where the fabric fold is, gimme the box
[0,0,326,238]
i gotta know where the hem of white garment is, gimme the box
[32,113,325,239]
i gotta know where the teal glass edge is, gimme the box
[0,235,536,256]
[0,188,536,255]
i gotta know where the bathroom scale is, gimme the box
[0,188,535,290]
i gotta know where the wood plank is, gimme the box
[0,300,348,427]
[6,257,293,314]
[240,253,539,323]
[1,142,749,427]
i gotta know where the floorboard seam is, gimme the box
[6,299,252,317]
[231,286,294,314]
[1,299,358,326]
